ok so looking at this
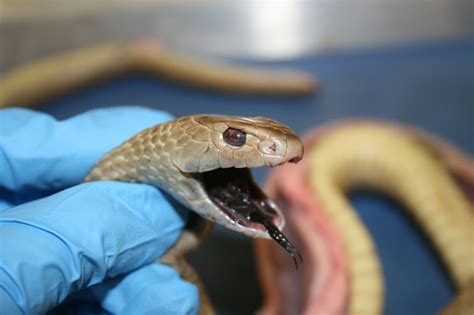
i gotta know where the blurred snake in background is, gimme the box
[0,42,472,314]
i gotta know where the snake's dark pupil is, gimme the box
[223,128,246,146]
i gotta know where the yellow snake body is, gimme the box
[308,123,474,314]
[0,42,315,108]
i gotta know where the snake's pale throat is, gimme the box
[200,168,302,268]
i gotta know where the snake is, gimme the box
[84,114,304,314]
[255,121,474,315]
[2,44,473,314]
[0,44,312,314]
[0,41,316,108]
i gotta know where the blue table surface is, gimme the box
[41,39,473,315]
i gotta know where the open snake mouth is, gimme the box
[198,168,302,268]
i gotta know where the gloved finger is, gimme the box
[48,264,199,315]
[87,263,199,315]
[0,181,187,314]
[0,107,173,201]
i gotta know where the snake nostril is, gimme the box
[260,142,277,154]
[259,139,283,155]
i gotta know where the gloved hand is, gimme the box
[0,107,199,315]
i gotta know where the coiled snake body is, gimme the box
[309,123,474,314]
[256,122,474,315]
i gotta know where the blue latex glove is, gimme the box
[0,107,199,315]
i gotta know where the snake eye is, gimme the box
[223,128,246,146]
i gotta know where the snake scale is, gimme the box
[1,44,473,314]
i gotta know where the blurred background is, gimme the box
[1,1,473,314]
[1,0,474,68]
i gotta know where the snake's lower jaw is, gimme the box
[200,167,303,266]
[223,222,275,239]
[196,167,286,238]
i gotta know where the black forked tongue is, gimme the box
[201,168,303,269]
[249,211,303,269]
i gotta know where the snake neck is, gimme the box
[85,120,205,205]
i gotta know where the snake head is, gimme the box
[169,115,303,264]
[87,114,304,266]
[172,115,303,173]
